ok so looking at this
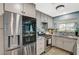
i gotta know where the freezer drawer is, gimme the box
[5,47,22,55]
[22,42,36,55]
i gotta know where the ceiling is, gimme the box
[35,3,79,17]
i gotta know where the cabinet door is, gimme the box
[23,3,35,18]
[0,3,4,15]
[37,37,45,55]
[63,39,75,52]
[52,36,56,46]
[55,37,64,49]
[47,16,53,29]
[5,3,23,15]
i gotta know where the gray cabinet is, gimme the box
[23,3,36,18]
[5,3,36,18]
[55,37,64,49]
[63,39,75,52]
[47,16,53,29]
[52,36,77,52]
[5,3,23,15]
[77,37,79,55]
[37,36,45,55]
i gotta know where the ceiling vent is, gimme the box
[56,5,65,10]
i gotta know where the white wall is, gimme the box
[0,15,4,55]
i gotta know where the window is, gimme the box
[58,24,65,31]
[57,23,76,32]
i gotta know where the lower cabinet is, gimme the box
[55,38,64,49]
[37,36,45,55]
[52,36,77,52]
[63,39,76,52]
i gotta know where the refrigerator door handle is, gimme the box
[8,35,13,48]
[17,35,20,45]
[8,36,10,48]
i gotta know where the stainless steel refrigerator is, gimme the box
[3,11,22,55]
[3,11,36,55]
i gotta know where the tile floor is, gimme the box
[43,47,70,55]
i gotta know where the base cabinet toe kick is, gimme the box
[52,35,77,54]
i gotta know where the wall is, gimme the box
[0,15,4,55]
[0,4,4,54]
[53,11,79,29]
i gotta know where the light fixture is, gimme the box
[56,5,65,10]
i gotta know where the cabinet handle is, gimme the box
[21,11,25,14]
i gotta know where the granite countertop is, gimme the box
[53,35,78,40]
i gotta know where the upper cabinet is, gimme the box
[5,3,23,15]
[0,3,4,15]
[23,3,36,18]
[4,3,36,18]
[47,16,53,29]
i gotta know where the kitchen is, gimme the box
[0,3,79,55]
